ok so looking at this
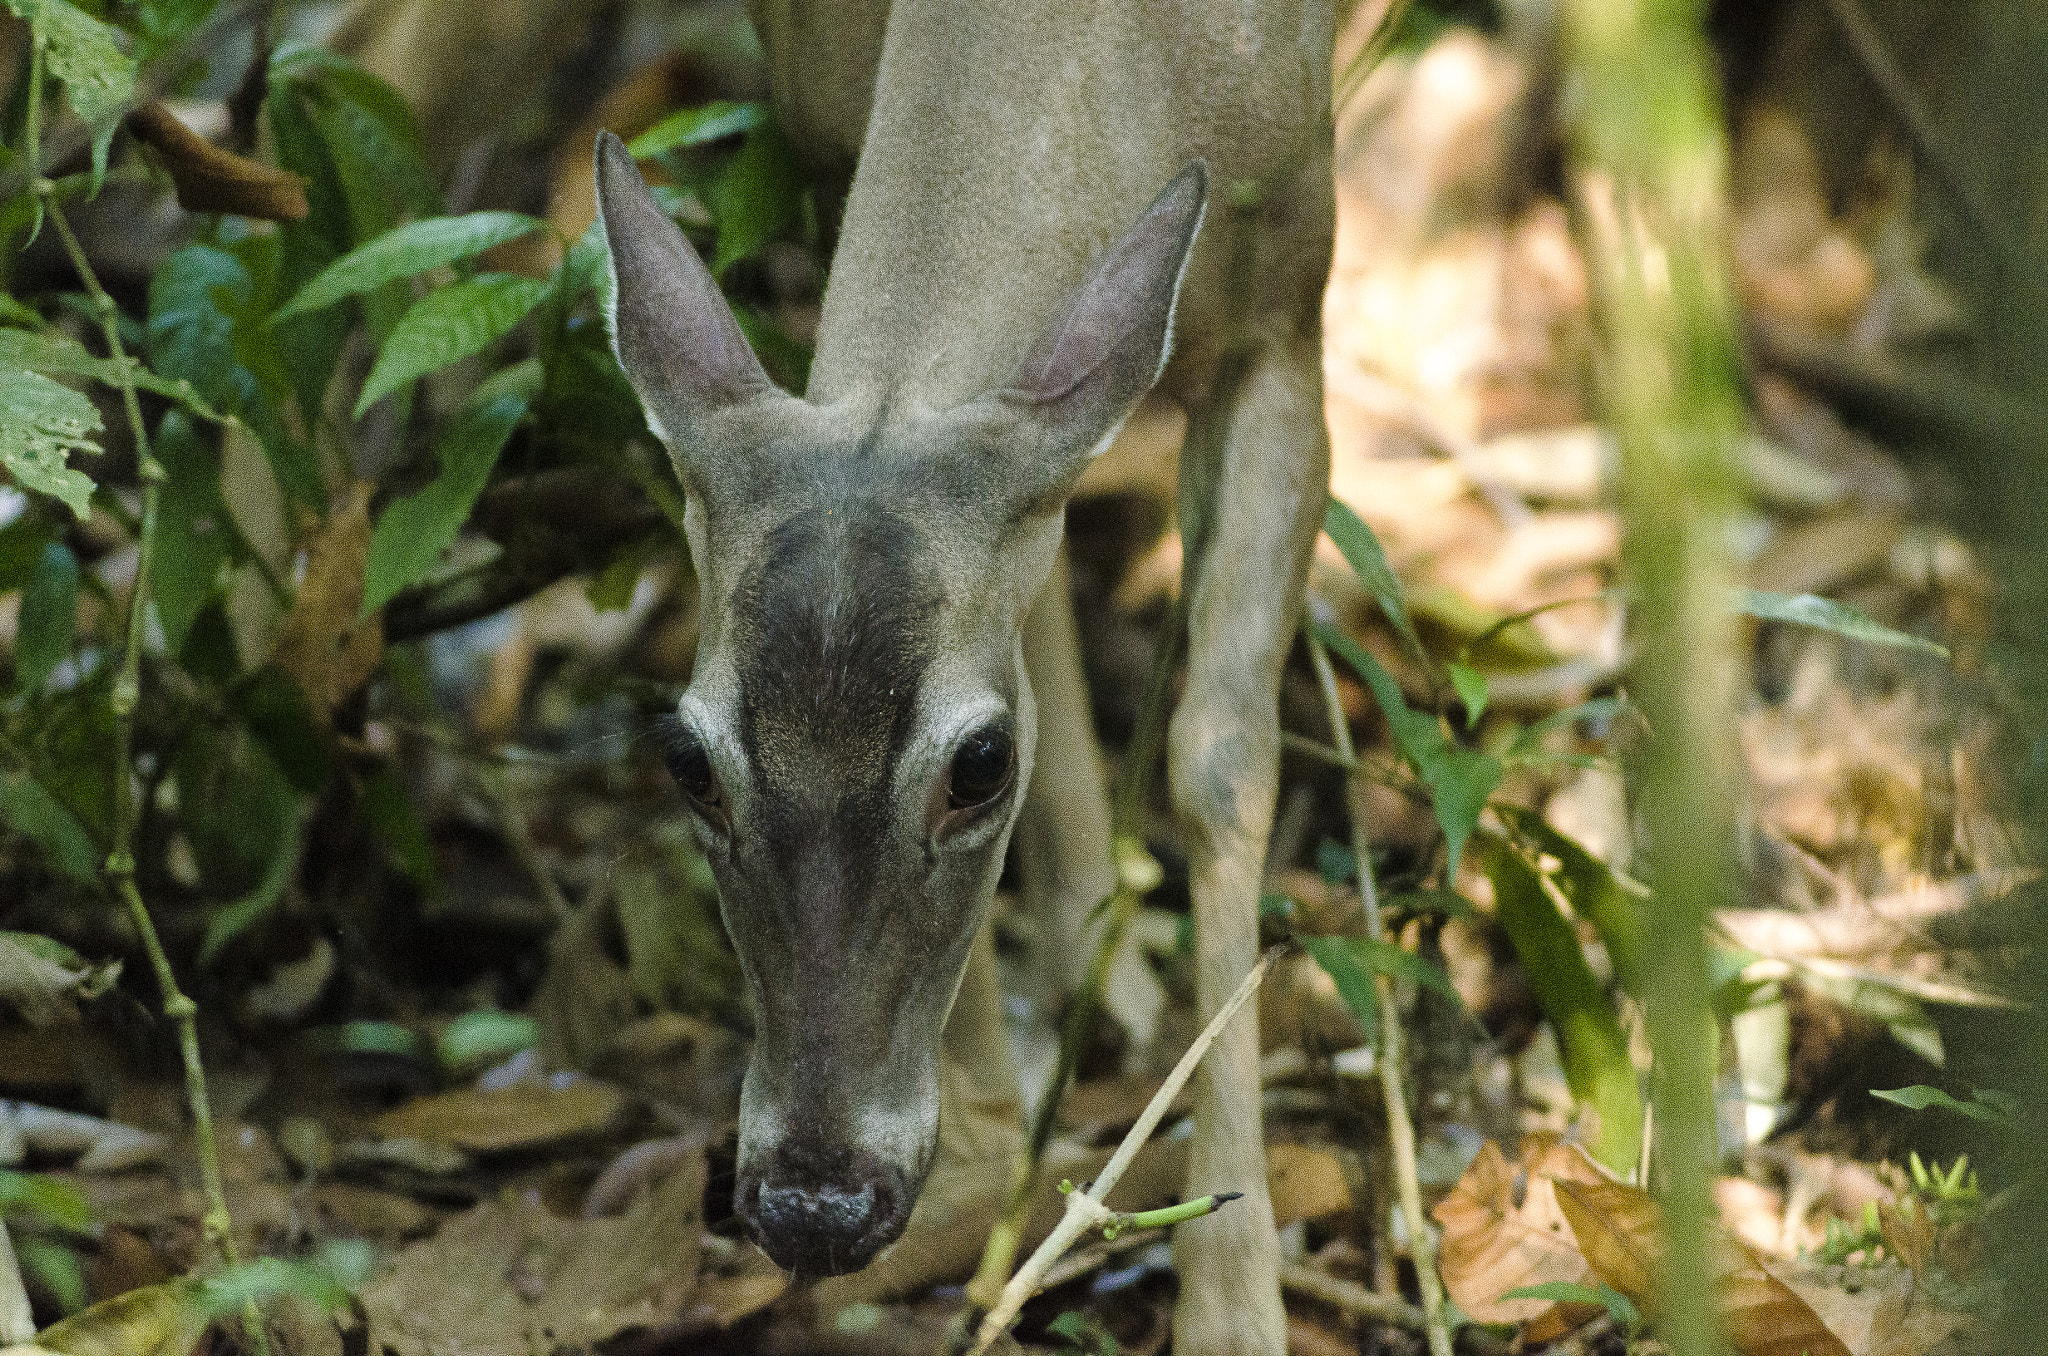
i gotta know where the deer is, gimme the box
[593,1,1333,1350]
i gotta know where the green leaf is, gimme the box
[270,45,440,239]
[1504,695,1631,764]
[627,100,766,158]
[149,412,233,655]
[1740,589,1949,659]
[0,767,100,883]
[0,329,228,422]
[708,115,805,275]
[1870,1085,2004,1121]
[1318,624,1500,878]
[9,0,137,184]
[1482,839,1642,1175]
[1385,888,1478,922]
[437,1009,538,1077]
[0,1169,95,1232]
[354,274,549,416]
[196,1256,351,1319]
[197,769,301,967]
[1045,1309,1122,1356]
[274,211,549,322]
[1323,496,1422,657]
[16,541,79,690]
[0,369,100,517]
[1494,804,1647,995]
[1446,661,1488,726]
[1301,934,1377,1045]
[1502,1281,1640,1331]
[362,392,528,613]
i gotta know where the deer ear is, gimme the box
[594,130,773,441]
[1001,162,1206,469]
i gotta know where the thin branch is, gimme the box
[965,947,1281,1356]
[1305,626,1454,1356]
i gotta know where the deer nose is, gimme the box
[739,1158,909,1276]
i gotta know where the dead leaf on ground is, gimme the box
[268,482,384,729]
[1768,1258,1968,1356]
[370,1077,627,1155]
[1432,1137,1605,1336]
[360,1149,705,1356]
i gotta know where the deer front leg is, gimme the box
[1167,331,1329,1356]
[1016,551,1165,1049]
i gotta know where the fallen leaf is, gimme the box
[361,1150,704,1356]
[370,1077,627,1155]
[21,1280,209,1356]
[1432,1138,1602,1331]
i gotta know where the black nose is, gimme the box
[737,1152,912,1276]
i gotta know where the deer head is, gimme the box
[595,130,1203,1275]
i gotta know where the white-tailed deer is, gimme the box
[595,2,1332,1349]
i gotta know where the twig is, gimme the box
[30,51,269,1351]
[959,598,1186,1327]
[1305,627,1454,1356]
[965,946,1281,1356]
[1278,1260,1425,1333]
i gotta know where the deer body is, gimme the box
[598,2,1332,1349]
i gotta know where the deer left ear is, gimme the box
[1000,162,1206,478]
[594,130,774,441]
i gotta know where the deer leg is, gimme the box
[1167,329,1328,1356]
[1016,551,1165,1049]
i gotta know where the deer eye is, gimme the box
[664,729,725,821]
[947,726,1015,812]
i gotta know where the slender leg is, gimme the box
[1167,330,1329,1356]
[1016,552,1164,1047]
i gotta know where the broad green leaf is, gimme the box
[355,274,550,416]
[9,0,137,183]
[269,45,440,239]
[0,329,227,422]
[1324,496,1422,657]
[274,211,549,321]
[1495,803,1647,995]
[0,767,100,882]
[708,115,805,274]
[230,667,332,792]
[1482,839,1641,1175]
[360,763,437,890]
[16,541,79,690]
[627,100,766,158]
[362,392,528,612]
[734,304,812,391]
[1318,624,1501,878]
[1446,661,1488,726]
[150,244,323,511]
[130,0,217,59]
[0,369,100,517]
[1385,888,1479,921]
[1740,589,1949,659]
[1301,934,1377,1045]
[17,1233,87,1314]
[149,412,233,655]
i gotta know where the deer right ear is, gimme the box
[594,130,774,441]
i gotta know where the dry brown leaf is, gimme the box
[370,1077,627,1155]
[1719,1244,1853,1356]
[126,103,309,221]
[268,482,383,730]
[1552,1176,1661,1306]
[1431,1138,1600,1329]
[361,1151,704,1356]
[1767,1258,1968,1356]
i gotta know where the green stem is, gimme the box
[1306,627,1454,1356]
[1559,4,1741,1355]
[37,183,268,1355]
